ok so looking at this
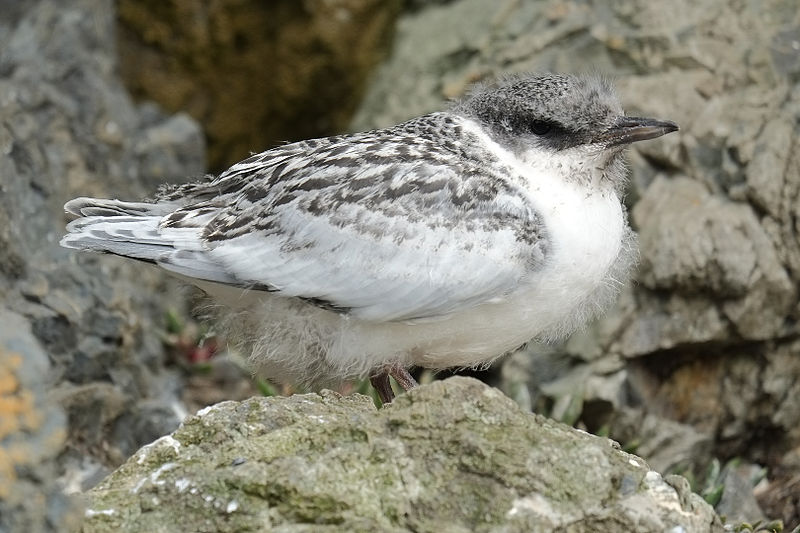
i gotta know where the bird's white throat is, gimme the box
[456,116,629,338]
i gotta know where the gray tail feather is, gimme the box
[64,197,179,217]
[60,214,173,263]
[61,197,243,287]
[61,197,183,260]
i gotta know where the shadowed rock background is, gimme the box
[353,0,800,526]
[1,0,798,531]
[116,0,402,173]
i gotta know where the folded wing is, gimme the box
[62,115,549,322]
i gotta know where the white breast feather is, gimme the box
[206,116,634,384]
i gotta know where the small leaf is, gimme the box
[702,484,723,507]
[702,459,721,492]
[758,520,784,532]
[622,439,640,454]
[164,308,183,334]
[256,378,278,397]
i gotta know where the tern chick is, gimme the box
[61,73,678,404]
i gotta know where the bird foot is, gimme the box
[369,366,418,405]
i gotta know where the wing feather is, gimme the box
[192,116,547,321]
[64,113,548,322]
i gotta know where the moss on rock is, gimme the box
[84,377,723,532]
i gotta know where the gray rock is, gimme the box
[746,118,795,219]
[4,0,797,529]
[0,1,205,529]
[633,177,795,340]
[715,463,765,525]
[610,407,713,476]
[116,0,402,171]
[350,1,800,525]
[755,447,800,527]
[84,378,724,533]
[0,309,80,533]
[616,291,731,357]
[760,341,800,447]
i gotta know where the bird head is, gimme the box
[454,73,678,187]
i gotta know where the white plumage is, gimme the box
[61,73,677,401]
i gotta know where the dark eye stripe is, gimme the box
[530,121,554,135]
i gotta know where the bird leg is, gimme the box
[369,365,418,405]
[370,372,394,405]
[389,366,418,391]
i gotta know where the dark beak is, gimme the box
[596,116,679,147]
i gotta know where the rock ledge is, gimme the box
[84,377,722,532]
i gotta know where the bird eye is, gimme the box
[530,121,553,135]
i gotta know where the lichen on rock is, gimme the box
[85,377,723,533]
[348,0,800,523]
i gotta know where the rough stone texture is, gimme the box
[610,407,713,476]
[84,377,724,533]
[6,0,799,529]
[716,463,767,525]
[0,1,204,530]
[117,0,402,171]
[351,0,800,526]
[0,310,81,533]
[757,446,800,528]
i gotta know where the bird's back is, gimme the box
[61,112,548,322]
[60,73,677,387]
